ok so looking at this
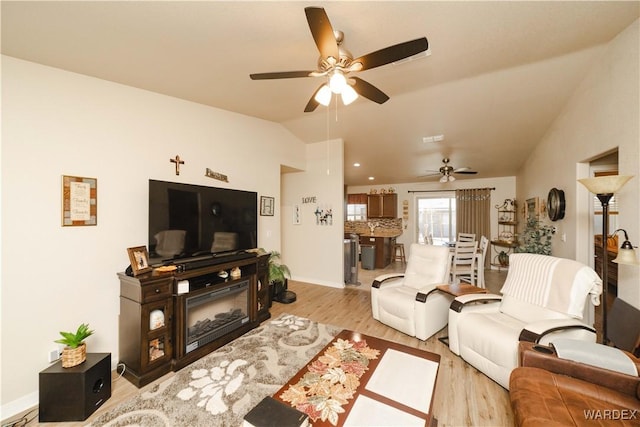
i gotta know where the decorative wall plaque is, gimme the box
[205,168,229,182]
[62,175,97,226]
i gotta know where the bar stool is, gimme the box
[393,243,406,264]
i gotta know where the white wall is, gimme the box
[349,176,516,253]
[281,139,345,288]
[516,20,640,308]
[1,56,306,415]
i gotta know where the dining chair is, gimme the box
[457,232,476,243]
[450,240,479,285]
[462,235,489,288]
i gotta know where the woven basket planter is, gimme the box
[61,343,86,368]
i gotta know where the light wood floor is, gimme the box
[269,266,514,427]
[5,264,513,427]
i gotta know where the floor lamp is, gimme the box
[578,175,634,344]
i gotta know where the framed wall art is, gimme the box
[62,175,97,226]
[526,197,539,221]
[260,196,274,216]
[293,204,301,225]
[127,246,152,276]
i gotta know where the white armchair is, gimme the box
[447,253,602,389]
[371,243,452,340]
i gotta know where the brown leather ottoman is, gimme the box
[510,342,640,426]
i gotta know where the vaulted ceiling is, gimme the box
[2,1,638,185]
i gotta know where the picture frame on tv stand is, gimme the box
[127,246,152,276]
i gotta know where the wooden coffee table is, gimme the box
[273,330,440,426]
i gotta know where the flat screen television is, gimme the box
[148,180,257,262]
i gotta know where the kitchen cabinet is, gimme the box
[367,193,397,218]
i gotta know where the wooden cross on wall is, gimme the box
[170,155,184,175]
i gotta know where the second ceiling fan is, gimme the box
[249,7,429,112]
[420,158,478,182]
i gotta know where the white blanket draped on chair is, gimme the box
[500,254,602,319]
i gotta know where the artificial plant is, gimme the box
[517,218,554,255]
[55,323,94,349]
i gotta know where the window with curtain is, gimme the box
[416,194,456,245]
[455,188,492,245]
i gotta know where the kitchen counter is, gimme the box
[357,233,401,268]
[346,230,402,238]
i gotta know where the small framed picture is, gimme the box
[62,175,97,226]
[127,246,152,276]
[293,204,301,225]
[260,196,274,216]
[526,197,539,221]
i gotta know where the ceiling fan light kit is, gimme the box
[250,7,429,112]
[314,85,333,106]
[341,85,359,105]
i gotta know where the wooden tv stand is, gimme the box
[117,253,270,387]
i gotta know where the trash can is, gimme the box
[361,244,376,270]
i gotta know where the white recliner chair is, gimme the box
[448,253,602,389]
[371,243,452,341]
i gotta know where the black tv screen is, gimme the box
[148,180,257,261]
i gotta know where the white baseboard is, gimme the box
[291,276,343,289]
[1,391,38,422]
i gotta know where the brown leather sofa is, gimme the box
[510,342,640,426]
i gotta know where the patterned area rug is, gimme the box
[90,314,341,426]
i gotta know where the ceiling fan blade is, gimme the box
[353,37,429,71]
[351,77,389,104]
[304,85,324,112]
[455,170,478,175]
[417,171,442,178]
[250,71,314,80]
[305,7,339,60]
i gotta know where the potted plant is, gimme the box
[267,251,296,304]
[268,251,291,285]
[55,323,94,368]
[517,218,554,255]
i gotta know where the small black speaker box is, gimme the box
[39,353,111,422]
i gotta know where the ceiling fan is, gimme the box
[249,7,429,112]
[419,158,478,182]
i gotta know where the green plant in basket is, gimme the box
[55,323,94,349]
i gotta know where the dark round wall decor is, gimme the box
[547,188,566,221]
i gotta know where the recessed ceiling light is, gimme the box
[353,163,361,167]
[368,176,375,181]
